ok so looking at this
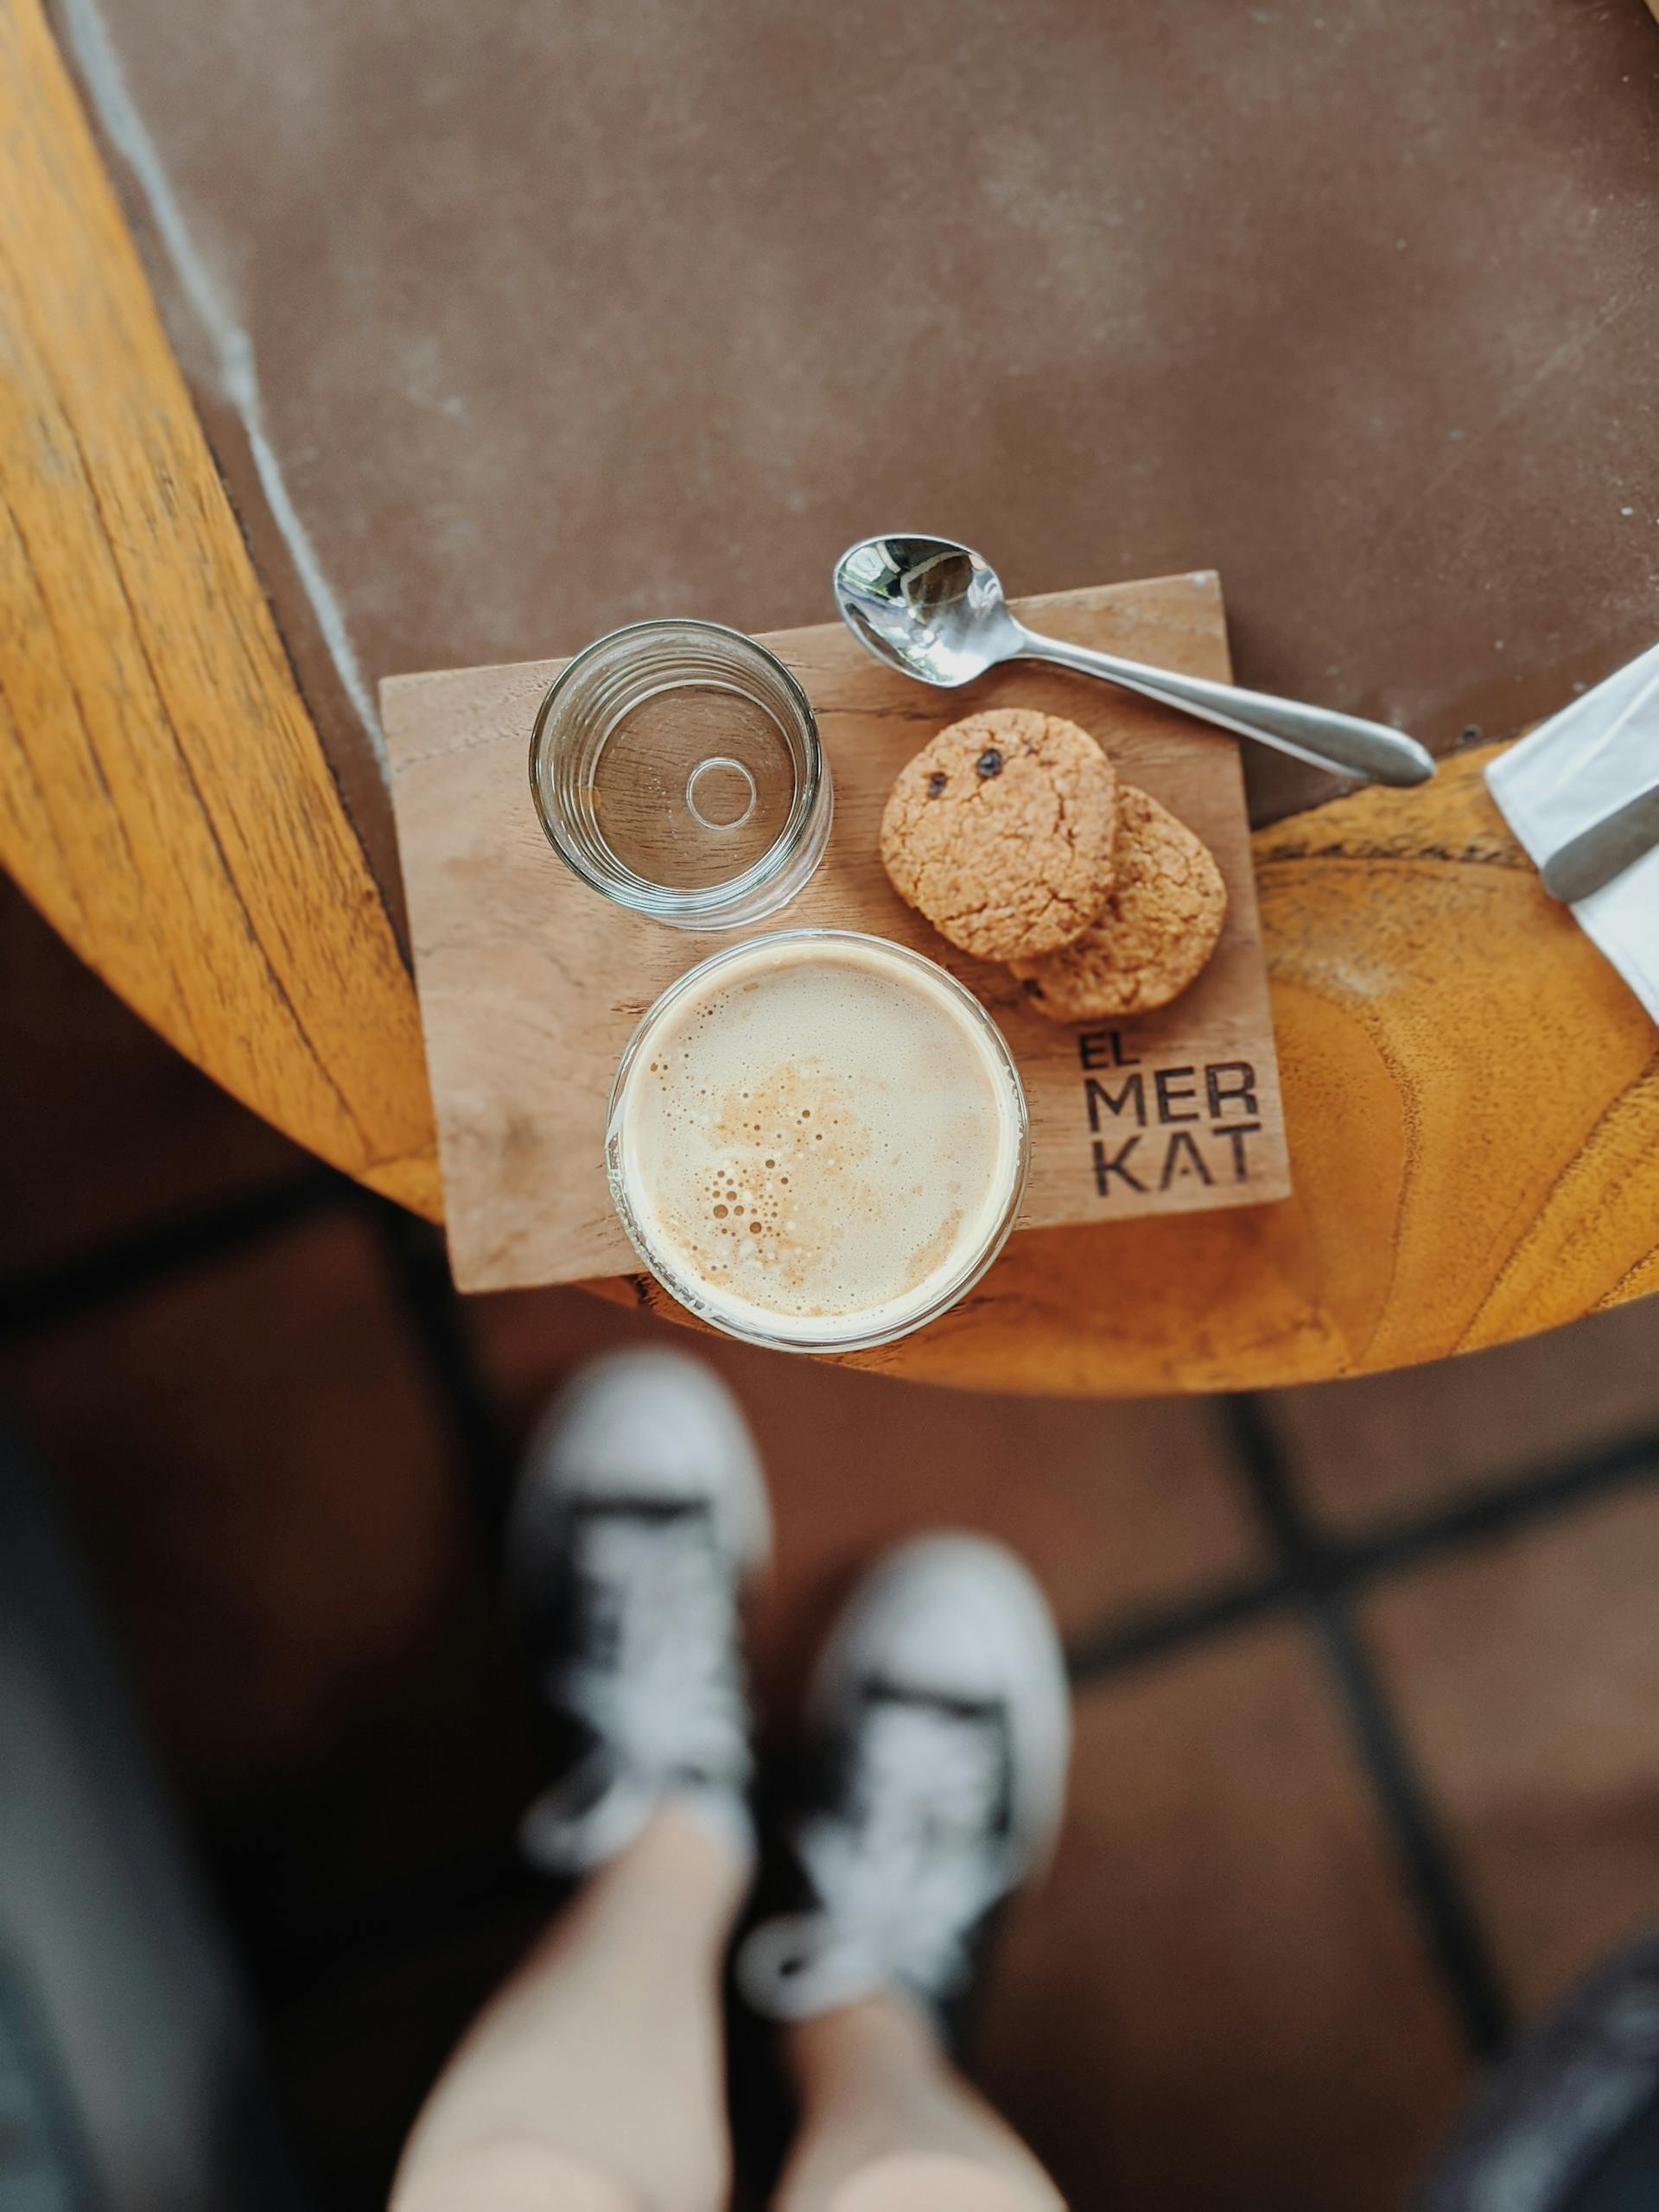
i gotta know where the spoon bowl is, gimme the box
[832,531,1435,787]
[833,535,1023,688]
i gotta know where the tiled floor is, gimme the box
[5,874,1659,2211]
[981,1630,1471,2212]
[1363,1492,1659,2020]
[473,1285,1262,1705]
[1269,1302,1659,1532]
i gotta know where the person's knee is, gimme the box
[392,2133,645,2212]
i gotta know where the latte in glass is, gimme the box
[607,931,1028,1351]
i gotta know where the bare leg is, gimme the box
[393,1805,746,2212]
[776,1992,1063,2212]
[397,1350,769,2210]
[735,1539,1074,2212]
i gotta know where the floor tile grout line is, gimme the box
[1222,1394,1514,2061]
[9,1148,1659,2046]
[1065,1426,1659,1689]
[1313,1597,1513,2056]
[4,1163,1657,1567]
[0,1167,346,1343]
[10,1140,1656,1572]
[18,1154,1649,2066]
[1338,1430,1659,1589]
[1065,1565,1299,1680]
[360,1201,518,1554]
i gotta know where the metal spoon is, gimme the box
[833,534,1435,787]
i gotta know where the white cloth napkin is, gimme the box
[1485,641,1659,1021]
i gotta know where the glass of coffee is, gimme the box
[530,620,831,930]
[606,931,1029,1351]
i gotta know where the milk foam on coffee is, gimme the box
[613,938,1025,1345]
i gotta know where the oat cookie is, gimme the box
[879,709,1118,962]
[1009,785,1226,1020]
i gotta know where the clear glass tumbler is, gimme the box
[529,620,831,929]
[604,930,1030,1353]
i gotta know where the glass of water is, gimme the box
[529,620,832,930]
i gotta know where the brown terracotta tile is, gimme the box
[1361,1488,1659,2020]
[1268,1299,1659,1532]
[468,1285,1262,1707]
[976,1627,1470,2212]
[0,880,302,1278]
[1,1210,537,1916]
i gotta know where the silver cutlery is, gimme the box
[1541,779,1659,904]
[833,533,1435,788]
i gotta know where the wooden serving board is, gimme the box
[383,575,1289,1294]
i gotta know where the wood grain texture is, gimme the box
[382,576,1289,1293]
[812,741,1659,1392]
[5,0,1655,1389]
[0,0,436,1215]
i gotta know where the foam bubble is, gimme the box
[614,939,1024,1343]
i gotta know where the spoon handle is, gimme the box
[1016,627,1434,787]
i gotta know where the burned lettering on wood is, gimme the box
[1206,1062,1258,1119]
[1093,1135,1147,1194]
[1086,1074,1146,1129]
[1079,1044,1268,1203]
[1154,1067,1199,1123]
[1220,1122,1262,1181]
[1077,1028,1141,1072]
[1159,1130,1212,1189]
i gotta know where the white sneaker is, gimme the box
[738,1535,1071,2023]
[508,1349,770,1877]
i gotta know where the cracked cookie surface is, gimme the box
[879,709,1118,962]
[1009,785,1226,1020]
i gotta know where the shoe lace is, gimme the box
[555,1508,750,1789]
[520,1506,750,1872]
[741,1693,1016,2018]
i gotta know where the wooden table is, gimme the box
[4,0,1657,1392]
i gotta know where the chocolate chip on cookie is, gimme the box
[1009,785,1226,1021]
[879,709,1118,963]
